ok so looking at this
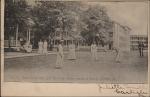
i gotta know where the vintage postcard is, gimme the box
[1,0,149,96]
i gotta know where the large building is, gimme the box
[130,35,148,50]
[113,22,131,52]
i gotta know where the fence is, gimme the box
[4,40,17,48]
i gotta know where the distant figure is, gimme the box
[68,43,76,60]
[20,38,25,46]
[55,40,64,69]
[91,41,98,61]
[38,40,43,54]
[115,48,121,63]
[109,41,113,50]
[49,41,53,51]
[16,40,21,51]
[43,40,48,54]
[138,42,144,56]
[10,36,14,47]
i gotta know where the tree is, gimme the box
[80,4,113,45]
[31,1,113,47]
[31,1,84,47]
[5,1,114,48]
[5,0,33,49]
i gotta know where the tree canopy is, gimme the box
[5,0,114,47]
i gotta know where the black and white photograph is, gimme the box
[3,0,149,83]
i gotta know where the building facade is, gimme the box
[113,22,131,51]
[130,35,148,50]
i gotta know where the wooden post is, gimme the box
[16,24,18,47]
[54,31,56,47]
[78,40,80,49]
[72,38,73,44]
[29,28,31,43]
[67,40,68,46]
[27,29,28,41]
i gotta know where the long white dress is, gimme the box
[55,44,64,68]
[43,41,48,54]
[68,44,76,60]
[38,41,43,54]
[115,49,122,62]
[91,44,98,61]
[16,41,21,51]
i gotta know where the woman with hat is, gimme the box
[43,40,48,54]
[91,41,98,61]
[67,41,76,60]
[55,40,64,69]
[38,39,43,54]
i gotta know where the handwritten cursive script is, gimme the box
[97,84,148,95]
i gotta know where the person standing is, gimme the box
[115,48,121,62]
[67,43,76,60]
[49,40,53,51]
[38,39,43,54]
[91,41,98,61]
[16,39,21,51]
[55,40,64,69]
[109,41,113,50]
[43,40,48,54]
[138,42,144,56]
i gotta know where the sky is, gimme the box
[88,1,148,35]
[27,0,149,35]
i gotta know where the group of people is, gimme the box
[38,40,48,54]
[37,39,145,69]
[55,40,98,69]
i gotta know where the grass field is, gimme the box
[4,50,148,83]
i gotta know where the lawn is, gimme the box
[4,50,148,83]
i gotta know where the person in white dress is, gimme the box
[16,40,21,51]
[115,48,122,63]
[43,40,48,54]
[68,43,76,60]
[55,41,64,69]
[91,41,98,61]
[38,39,43,54]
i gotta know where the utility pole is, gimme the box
[29,28,31,42]
[15,24,18,47]
[27,29,28,41]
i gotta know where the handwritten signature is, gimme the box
[97,84,147,95]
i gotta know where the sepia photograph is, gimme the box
[3,0,148,83]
